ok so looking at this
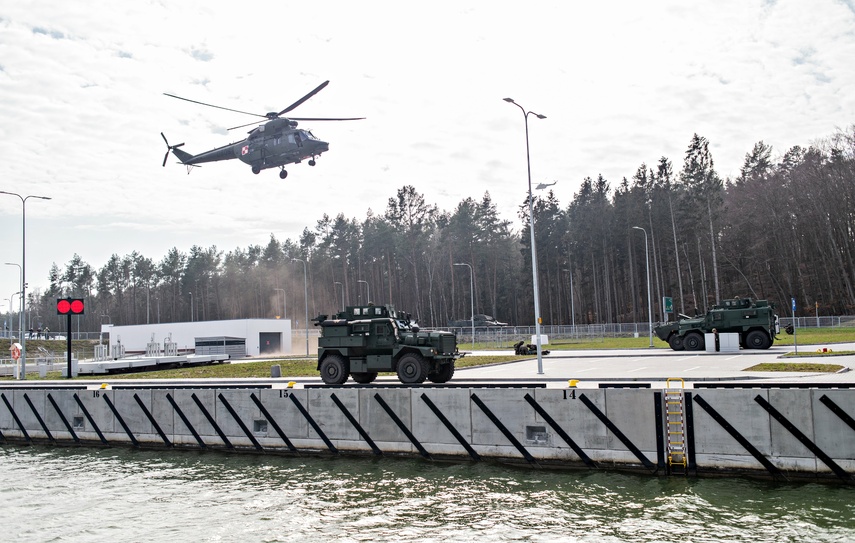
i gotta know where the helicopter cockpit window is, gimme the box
[304,130,319,140]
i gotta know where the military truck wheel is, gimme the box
[351,372,378,384]
[684,332,705,351]
[428,362,455,384]
[745,330,771,349]
[396,353,429,384]
[319,354,349,385]
[668,334,685,351]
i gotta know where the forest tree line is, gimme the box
[20,127,855,333]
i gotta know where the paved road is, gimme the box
[454,342,855,388]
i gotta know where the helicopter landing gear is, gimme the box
[279,168,288,179]
[308,158,316,166]
[251,166,261,174]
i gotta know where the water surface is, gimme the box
[1,446,852,542]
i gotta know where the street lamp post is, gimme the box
[100,314,111,346]
[5,262,21,342]
[334,281,344,312]
[274,288,286,320]
[562,267,575,336]
[188,291,194,322]
[357,280,370,304]
[453,263,475,350]
[1,191,51,379]
[292,258,309,356]
[632,226,654,347]
[504,98,546,374]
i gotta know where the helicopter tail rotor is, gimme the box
[161,132,186,167]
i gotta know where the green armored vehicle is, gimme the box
[654,297,781,351]
[313,304,463,385]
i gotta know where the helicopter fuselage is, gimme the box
[172,119,329,174]
[162,80,358,177]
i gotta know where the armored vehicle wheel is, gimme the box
[319,354,348,385]
[396,353,429,384]
[428,362,455,384]
[683,332,705,351]
[745,330,771,349]
[351,372,378,384]
[668,334,685,351]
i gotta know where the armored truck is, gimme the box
[313,304,462,385]
[654,297,781,351]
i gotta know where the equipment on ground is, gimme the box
[313,304,462,385]
[161,80,363,178]
[513,341,550,356]
[654,297,782,351]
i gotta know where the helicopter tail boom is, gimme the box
[171,147,195,164]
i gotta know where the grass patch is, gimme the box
[781,350,855,358]
[24,354,529,381]
[744,362,845,373]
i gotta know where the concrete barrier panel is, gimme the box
[74,388,116,441]
[601,388,658,453]
[257,388,309,441]
[469,387,538,450]
[214,388,264,449]
[43,389,80,442]
[531,388,609,452]
[171,388,221,447]
[308,388,361,442]
[360,387,412,444]
[14,390,49,441]
[413,388,473,446]
[150,389,176,437]
[112,388,155,442]
[690,389,776,472]
[767,389,815,459]
[812,390,855,463]
[0,391,16,437]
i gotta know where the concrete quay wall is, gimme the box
[0,383,852,483]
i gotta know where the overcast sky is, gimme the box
[1,0,853,318]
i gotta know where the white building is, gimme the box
[100,319,292,357]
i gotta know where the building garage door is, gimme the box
[259,332,281,355]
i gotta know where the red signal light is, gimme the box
[57,298,85,315]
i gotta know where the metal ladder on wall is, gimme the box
[665,378,687,470]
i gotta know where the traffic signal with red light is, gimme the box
[57,298,85,315]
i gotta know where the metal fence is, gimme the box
[442,314,855,348]
[3,315,852,348]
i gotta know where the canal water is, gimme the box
[1,446,853,542]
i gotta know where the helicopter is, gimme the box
[161,80,363,178]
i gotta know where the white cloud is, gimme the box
[0,0,853,302]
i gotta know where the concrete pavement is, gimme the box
[454,342,855,388]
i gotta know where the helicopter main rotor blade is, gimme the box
[228,119,266,131]
[163,93,267,119]
[288,117,366,121]
[277,80,330,116]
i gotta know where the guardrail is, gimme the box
[0,356,73,377]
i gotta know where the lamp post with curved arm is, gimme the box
[292,258,309,356]
[334,281,344,312]
[274,288,286,320]
[632,226,654,347]
[1,191,51,379]
[453,263,475,350]
[357,280,369,305]
[503,98,546,374]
